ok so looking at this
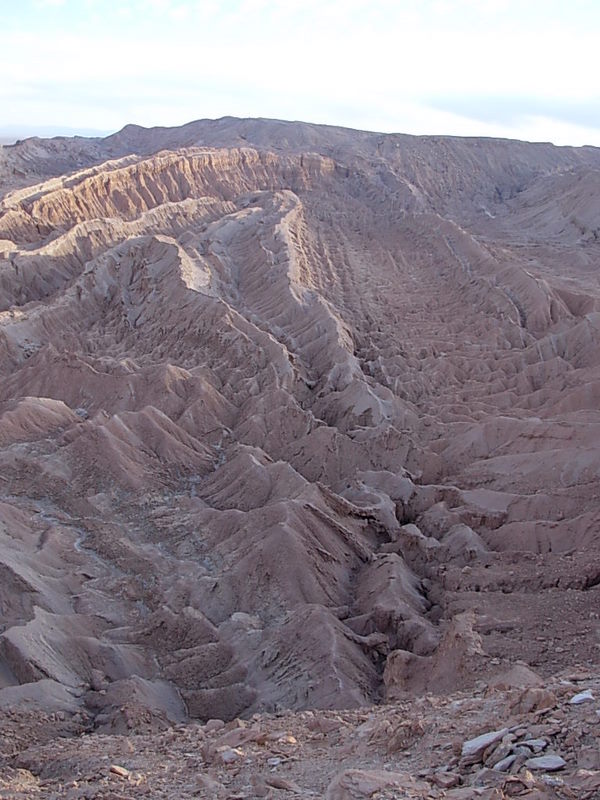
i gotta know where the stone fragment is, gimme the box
[500,773,538,797]
[525,755,566,771]
[493,754,516,772]
[265,775,304,792]
[578,746,600,769]
[484,738,513,767]
[513,745,533,757]
[205,718,225,732]
[461,728,509,759]
[215,724,265,748]
[386,718,426,752]
[325,769,431,800]
[510,688,557,714]
[521,738,547,752]
[569,689,594,704]
[571,769,600,794]
[508,756,528,775]
[565,670,593,681]
[431,770,460,788]
[109,765,130,778]
[219,746,244,764]
[487,663,543,691]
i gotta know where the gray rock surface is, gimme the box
[525,754,567,771]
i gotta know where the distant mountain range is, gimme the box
[0,125,112,144]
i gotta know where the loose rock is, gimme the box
[569,689,594,705]
[525,755,567,771]
[493,755,517,772]
[461,728,509,760]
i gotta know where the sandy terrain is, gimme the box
[1,118,600,797]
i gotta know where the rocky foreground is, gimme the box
[2,118,600,796]
[3,665,600,798]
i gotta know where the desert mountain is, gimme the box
[1,117,600,761]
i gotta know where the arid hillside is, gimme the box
[1,118,600,798]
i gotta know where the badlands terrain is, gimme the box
[2,118,600,797]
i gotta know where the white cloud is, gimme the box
[4,0,600,144]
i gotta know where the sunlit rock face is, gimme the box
[1,118,600,729]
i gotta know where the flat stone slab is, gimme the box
[461,728,509,758]
[522,738,547,752]
[493,754,517,772]
[569,689,594,704]
[525,755,566,771]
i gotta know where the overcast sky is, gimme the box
[3,0,600,145]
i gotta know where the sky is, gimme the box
[2,0,600,146]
